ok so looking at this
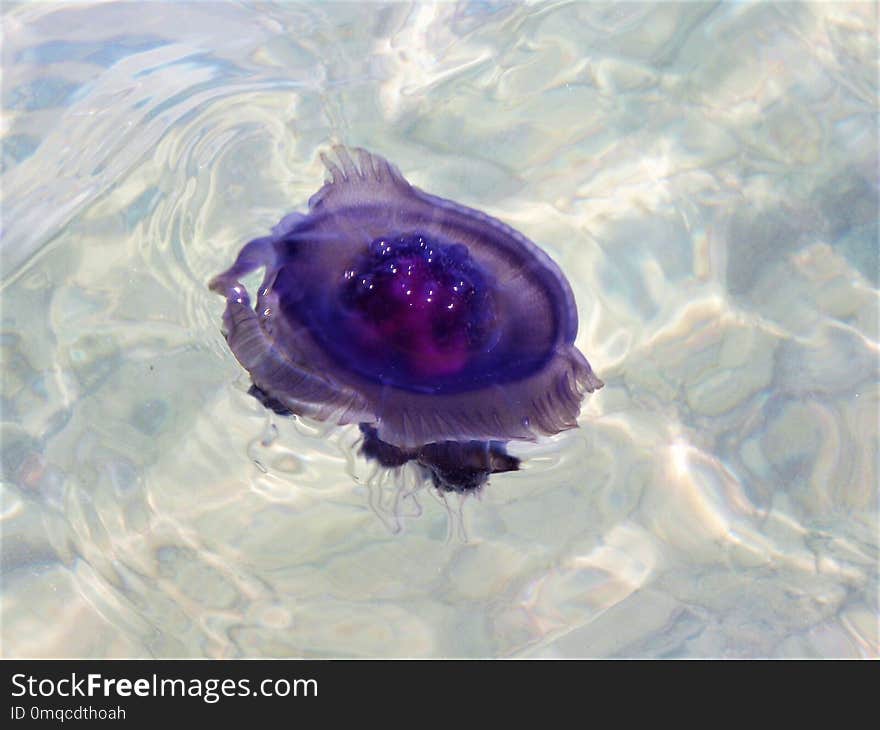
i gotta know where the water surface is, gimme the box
[1,1,877,657]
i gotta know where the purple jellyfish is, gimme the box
[210,147,602,491]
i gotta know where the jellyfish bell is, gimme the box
[210,146,602,466]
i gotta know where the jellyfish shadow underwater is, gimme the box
[210,147,602,496]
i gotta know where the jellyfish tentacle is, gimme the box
[309,147,412,211]
[331,145,360,179]
[208,235,276,297]
[568,346,604,393]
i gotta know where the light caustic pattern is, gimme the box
[1,2,877,658]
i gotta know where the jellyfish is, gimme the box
[210,147,602,493]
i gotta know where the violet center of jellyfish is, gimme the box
[209,147,602,493]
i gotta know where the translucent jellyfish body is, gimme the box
[210,147,602,491]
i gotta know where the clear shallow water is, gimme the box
[1,1,877,658]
